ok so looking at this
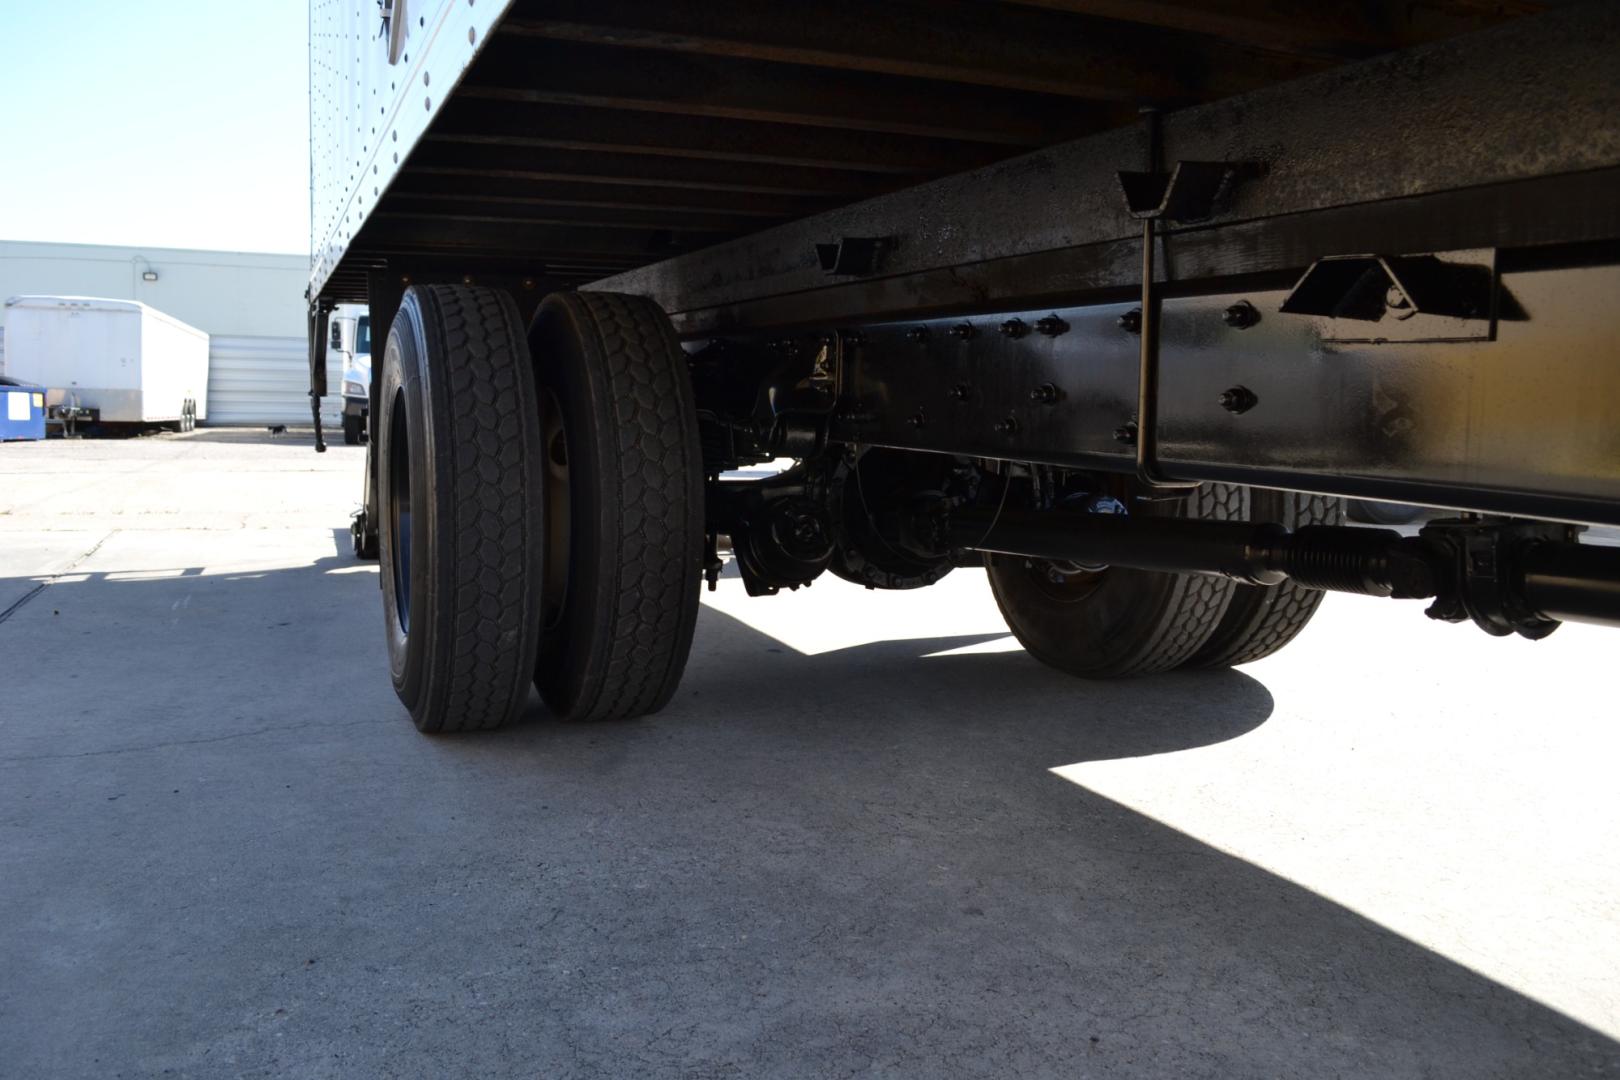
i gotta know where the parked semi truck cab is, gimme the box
[327,311,370,445]
[306,1,1620,734]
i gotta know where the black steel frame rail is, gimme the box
[589,4,1620,527]
[591,4,1620,331]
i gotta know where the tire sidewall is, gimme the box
[528,294,614,712]
[526,291,704,720]
[376,293,436,720]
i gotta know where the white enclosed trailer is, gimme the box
[2,296,207,428]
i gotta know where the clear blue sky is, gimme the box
[0,2,308,255]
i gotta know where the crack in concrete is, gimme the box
[0,528,118,628]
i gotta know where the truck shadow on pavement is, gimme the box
[2,543,1616,1079]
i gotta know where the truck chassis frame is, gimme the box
[310,2,1620,727]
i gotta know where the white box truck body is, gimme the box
[1,296,208,425]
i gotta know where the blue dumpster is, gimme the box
[0,379,47,441]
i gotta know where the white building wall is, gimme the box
[0,239,338,425]
[0,240,306,338]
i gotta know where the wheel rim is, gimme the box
[539,387,571,630]
[388,387,413,634]
[1019,490,1127,602]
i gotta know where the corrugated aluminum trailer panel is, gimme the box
[308,0,514,299]
[1,296,208,423]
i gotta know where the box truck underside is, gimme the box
[307,1,1620,732]
[311,1,1571,300]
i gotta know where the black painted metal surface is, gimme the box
[763,247,1620,526]
[313,0,1553,302]
[591,5,1620,326]
[313,1,1620,530]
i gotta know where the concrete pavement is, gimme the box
[1,431,1616,1078]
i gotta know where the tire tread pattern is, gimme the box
[1109,482,1245,676]
[1184,490,1344,669]
[987,482,1243,678]
[422,285,542,732]
[539,292,702,722]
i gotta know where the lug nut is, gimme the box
[1035,314,1070,337]
[907,411,927,428]
[1118,308,1142,334]
[1030,382,1059,404]
[949,322,976,340]
[1113,422,1139,445]
[948,383,971,401]
[1222,300,1260,329]
[1217,386,1259,414]
[906,325,930,343]
[999,318,1028,339]
[994,416,1019,435]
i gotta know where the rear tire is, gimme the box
[375,285,546,733]
[1183,489,1344,668]
[528,291,703,722]
[342,413,362,446]
[987,484,1244,677]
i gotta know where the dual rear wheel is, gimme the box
[374,285,702,731]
